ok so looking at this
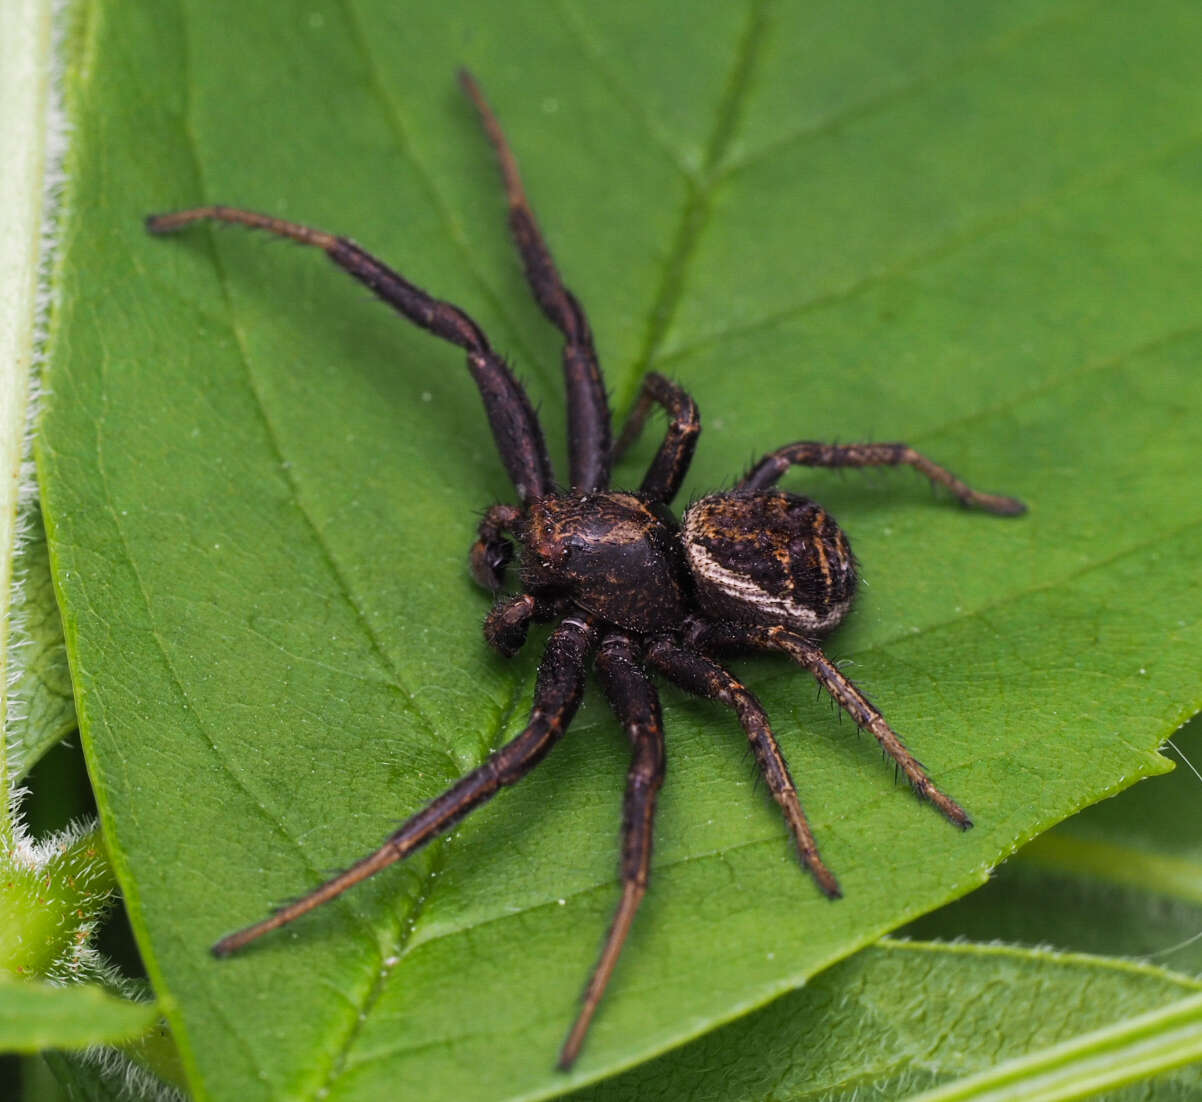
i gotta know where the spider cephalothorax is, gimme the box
[146,70,1025,1070]
[520,492,689,631]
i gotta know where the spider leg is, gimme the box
[211,616,596,957]
[460,70,612,493]
[739,441,1026,515]
[645,637,840,899]
[559,631,666,1069]
[611,372,700,505]
[145,207,555,504]
[691,621,972,828]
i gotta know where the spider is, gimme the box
[146,70,1025,1070]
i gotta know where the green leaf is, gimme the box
[910,712,1202,966]
[39,1049,170,1102]
[0,976,156,1054]
[583,715,1202,1101]
[0,0,59,806]
[573,714,1202,1100]
[569,941,1202,1102]
[907,992,1202,1102]
[38,1006,190,1101]
[8,502,78,785]
[37,2,1202,1100]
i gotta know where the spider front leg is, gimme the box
[612,372,700,504]
[460,71,612,492]
[645,636,840,899]
[741,441,1026,515]
[211,616,596,957]
[146,207,556,504]
[691,621,971,828]
[560,632,666,1069]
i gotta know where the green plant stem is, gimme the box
[0,825,115,978]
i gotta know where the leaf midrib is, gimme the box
[618,0,769,411]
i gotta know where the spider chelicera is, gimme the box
[146,70,1025,1069]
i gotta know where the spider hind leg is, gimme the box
[693,621,972,829]
[645,636,841,899]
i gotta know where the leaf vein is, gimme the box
[655,125,1202,371]
[724,0,1096,178]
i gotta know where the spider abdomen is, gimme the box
[522,492,691,632]
[681,490,857,635]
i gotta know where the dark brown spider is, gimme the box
[146,70,1025,1070]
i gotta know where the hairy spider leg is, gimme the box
[740,441,1027,515]
[693,622,972,829]
[646,638,841,899]
[144,206,555,504]
[460,69,612,493]
[210,617,596,958]
[560,632,667,1069]
[612,372,701,505]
